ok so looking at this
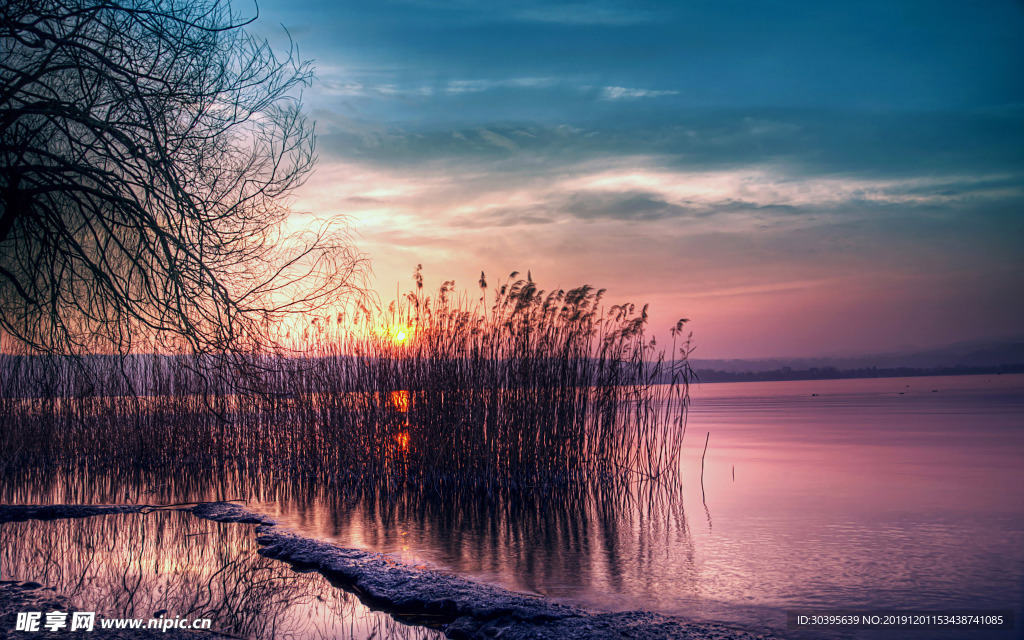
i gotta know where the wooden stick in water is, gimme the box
[701,431,710,502]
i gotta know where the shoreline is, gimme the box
[0,502,775,640]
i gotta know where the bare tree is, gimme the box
[0,0,364,358]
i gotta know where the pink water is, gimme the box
[259,374,1024,638]
[6,374,1022,639]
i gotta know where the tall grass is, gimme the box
[1,272,692,494]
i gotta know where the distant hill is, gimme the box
[689,338,1024,383]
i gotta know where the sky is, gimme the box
[253,0,1024,359]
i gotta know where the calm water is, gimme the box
[0,511,442,640]
[3,374,1023,639]
[253,374,1024,638]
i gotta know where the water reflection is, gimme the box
[303,482,697,602]
[0,511,441,640]
[1,464,698,610]
[3,374,1023,640]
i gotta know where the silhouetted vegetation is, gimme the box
[0,1,692,502]
[1,272,692,494]
[1,0,364,358]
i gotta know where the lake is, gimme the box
[251,374,1024,638]
[4,373,1023,639]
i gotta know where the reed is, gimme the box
[0,272,692,494]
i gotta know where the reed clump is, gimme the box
[1,272,692,494]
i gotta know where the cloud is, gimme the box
[381,0,662,26]
[563,191,691,221]
[510,4,658,26]
[251,0,1024,358]
[476,129,519,151]
[600,86,680,100]
[284,146,1024,359]
[444,77,560,94]
[316,73,436,99]
[559,165,1024,213]
[312,108,1024,186]
[295,146,1024,243]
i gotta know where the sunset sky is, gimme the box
[255,0,1023,359]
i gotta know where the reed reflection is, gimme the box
[314,481,697,602]
[0,510,442,640]
[1,465,697,611]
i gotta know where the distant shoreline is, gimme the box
[691,363,1024,384]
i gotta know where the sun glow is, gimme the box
[380,325,412,345]
[390,390,410,412]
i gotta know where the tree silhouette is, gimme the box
[0,0,363,357]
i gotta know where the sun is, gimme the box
[378,324,412,345]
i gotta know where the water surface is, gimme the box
[0,510,441,640]
[257,375,1024,638]
[4,374,1022,639]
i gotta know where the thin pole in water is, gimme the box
[701,431,710,502]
